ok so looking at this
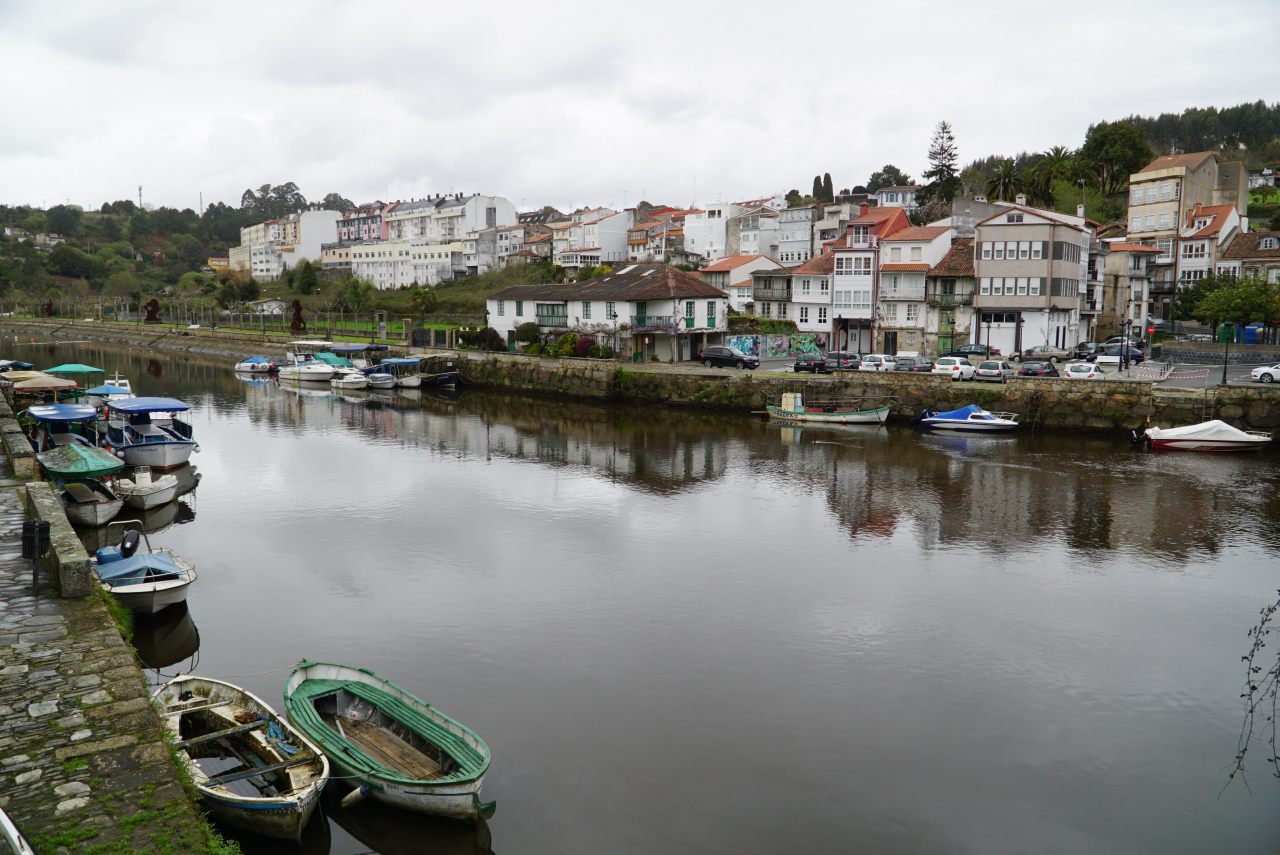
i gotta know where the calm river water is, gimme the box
[15,335,1280,854]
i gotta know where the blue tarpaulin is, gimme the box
[930,405,984,420]
[84,385,130,396]
[94,552,184,586]
[27,404,98,422]
[239,357,272,364]
[107,397,190,414]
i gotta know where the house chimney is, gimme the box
[975,195,988,203]
[1077,204,1085,217]
[859,203,869,216]
[1015,193,1027,206]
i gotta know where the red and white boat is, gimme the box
[1143,420,1272,452]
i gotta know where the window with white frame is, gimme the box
[1030,278,1041,295]
[1160,183,1172,201]
[1158,213,1170,230]
[835,257,852,272]
[1146,186,1158,203]
[990,277,1004,296]
[906,331,917,345]
[1017,277,1028,295]
[834,291,851,308]
[911,246,922,261]
[778,303,787,319]
[884,274,899,295]
[801,278,810,294]
[1006,213,1024,223]
[906,303,919,323]
[982,242,993,260]
[883,302,898,321]
[1144,215,1155,230]
[994,243,1005,259]
[1182,241,1207,259]
[1006,241,1017,258]
[761,302,772,318]
[1031,242,1043,260]
[1018,241,1030,259]
[852,290,871,308]
[1131,187,1143,205]
[1261,237,1279,250]
[980,277,991,295]
[1179,269,1206,282]
[890,247,902,261]
[1131,216,1141,232]
[854,257,871,274]
[818,307,827,324]
[799,306,809,323]
[820,278,829,293]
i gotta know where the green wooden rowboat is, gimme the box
[284,661,494,822]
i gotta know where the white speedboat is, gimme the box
[330,368,371,390]
[153,675,329,842]
[278,341,338,381]
[1141,419,1272,452]
[92,527,196,614]
[234,356,276,374]
[105,397,200,468]
[116,466,179,510]
[914,404,1019,432]
[378,358,423,388]
[362,367,396,389]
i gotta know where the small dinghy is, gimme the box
[913,404,1019,433]
[116,465,178,510]
[1138,419,1272,452]
[154,675,329,842]
[361,366,397,389]
[284,661,495,822]
[234,356,276,374]
[92,527,196,614]
[36,443,126,527]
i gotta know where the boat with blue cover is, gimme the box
[92,527,196,613]
[83,383,133,408]
[234,356,276,374]
[371,358,422,388]
[105,397,200,468]
[284,661,495,821]
[913,404,1019,432]
[25,403,101,451]
[153,674,329,842]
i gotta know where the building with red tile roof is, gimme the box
[701,254,784,311]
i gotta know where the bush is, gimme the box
[650,354,660,362]
[557,333,578,354]
[544,344,560,357]
[514,321,541,343]
[575,336,595,357]
[525,342,543,355]
[600,345,615,359]
[587,344,602,358]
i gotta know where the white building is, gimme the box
[729,208,778,258]
[829,205,914,352]
[231,209,341,281]
[700,254,783,311]
[777,205,817,264]
[554,211,630,271]
[786,253,834,333]
[876,185,920,214]
[683,205,740,260]
[877,226,952,354]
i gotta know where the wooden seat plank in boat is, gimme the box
[175,720,268,750]
[324,715,443,781]
[64,483,98,503]
[206,757,313,788]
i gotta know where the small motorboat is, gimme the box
[378,358,423,388]
[234,356,276,374]
[154,674,329,842]
[105,397,200,468]
[421,371,461,389]
[913,404,1019,432]
[116,465,179,510]
[92,527,196,614]
[330,368,371,390]
[82,383,133,408]
[25,403,101,451]
[0,359,35,373]
[284,661,495,822]
[766,391,897,424]
[1138,419,1272,452]
[37,443,127,526]
[278,341,338,381]
[361,366,396,389]
[0,804,36,855]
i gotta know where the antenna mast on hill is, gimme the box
[138,186,142,208]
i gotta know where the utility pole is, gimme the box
[138,186,142,208]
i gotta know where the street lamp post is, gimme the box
[484,308,491,352]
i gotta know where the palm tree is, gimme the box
[1041,145,1074,181]
[1024,164,1055,208]
[985,160,1022,202]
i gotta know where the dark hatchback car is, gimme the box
[894,357,935,372]
[941,343,1000,359]
[793,351,827,373]
[824,351,860,371]
[1017,361,1059,377]
[701,345,759,370]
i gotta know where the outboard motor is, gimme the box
[1129,429,1151,446]
[911,409,934,426]
[119,530,141,559]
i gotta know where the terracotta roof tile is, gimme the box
[1185,204,1236,238]
[883,226,950,242]
[790,253,834,275]
[701,254,775,272]
[927,238,974,278]
[1106,242,1160,253]
[489,264,728,301]
[1135,152,1215,174]
[1222,230,1280,261]
[880,263,931,271]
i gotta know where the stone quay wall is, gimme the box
[441,351,1280,433]
[1160,340,1280,365]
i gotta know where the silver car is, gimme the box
[1016,345,1070,363]
[975,360,1017,382]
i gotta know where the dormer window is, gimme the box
[1262,237,1279,250]
[1006,213,1023,223]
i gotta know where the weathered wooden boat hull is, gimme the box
[285,661,493,822]
[153,676,329,842]
[64,496,124,526]
[766,405,890,424]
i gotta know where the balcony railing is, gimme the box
[881,288,925,301]
[925,290,974,306]
[752,288,791,301]
[1081,300,1100,313]
[631,316,673,328]
[537,315,569,328]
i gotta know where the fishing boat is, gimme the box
[116,466,179,510]
[766,391,897,424]
[284,661,495,822]
[91,526,196,614]
[234,356,276,374]
[0,359,35,372]
[25,403,101,451]
[36,444,125,526]
[154,675,329,842]
[278,341,338,381]
[0,805,36,855]
[377,358,423,388]
[913,404,1019,433]
[1138,419,1272,452]
[105,397,200,468]
[421,371,461,389]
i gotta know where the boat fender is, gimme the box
[341,784,369,808]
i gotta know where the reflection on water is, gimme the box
[131,601,200,671]
[12,335,1280,855]
[324,783,494,855]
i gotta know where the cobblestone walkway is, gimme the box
[0,487,210,853]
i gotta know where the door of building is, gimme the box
[938,309,955,354]
[883,331,897,355]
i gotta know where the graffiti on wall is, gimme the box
[725,333,830,358]
[726,335,759,356]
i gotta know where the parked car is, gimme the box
[700,345,759,370]
[1014,345,1070,363]
[940,344,1000,360]
[975,360,1017,382]
[1087,346,1144,365]
[1017,361,1060,377]
[824,351,860,371]
[932,357,976,381]
[1250,363,1280,384]
[1062,362,1104,380]
[858,354,897,372]
[1103,334,1146,350]
[894,357,935,372]
[1070,341,1102,358]
[792,351,826,373]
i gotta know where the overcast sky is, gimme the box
[1,0,1275,216]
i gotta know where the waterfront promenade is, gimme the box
[0,436,211,851]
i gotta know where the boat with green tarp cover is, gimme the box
[36,443,126,526]
[284,661,495,821]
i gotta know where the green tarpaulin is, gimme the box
[36,444,124,478]
[44,364,104,375]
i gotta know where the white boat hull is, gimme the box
[102,552,195,614]
[767,406,890,424]
[331,376,370,390]
[1150,437,1270,452]
[153,676,329,842]
[118,441,196,469]
[921,419,1018,432]
[394,375,422,388]
[234,363,274,374]
[65,497,124,526]
[279,365,336,381]
[118,475,178,509]
[368,377,396,389]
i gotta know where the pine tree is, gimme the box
[822,173,833,202]
[812,176,822,200]
[921,121,961,204]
